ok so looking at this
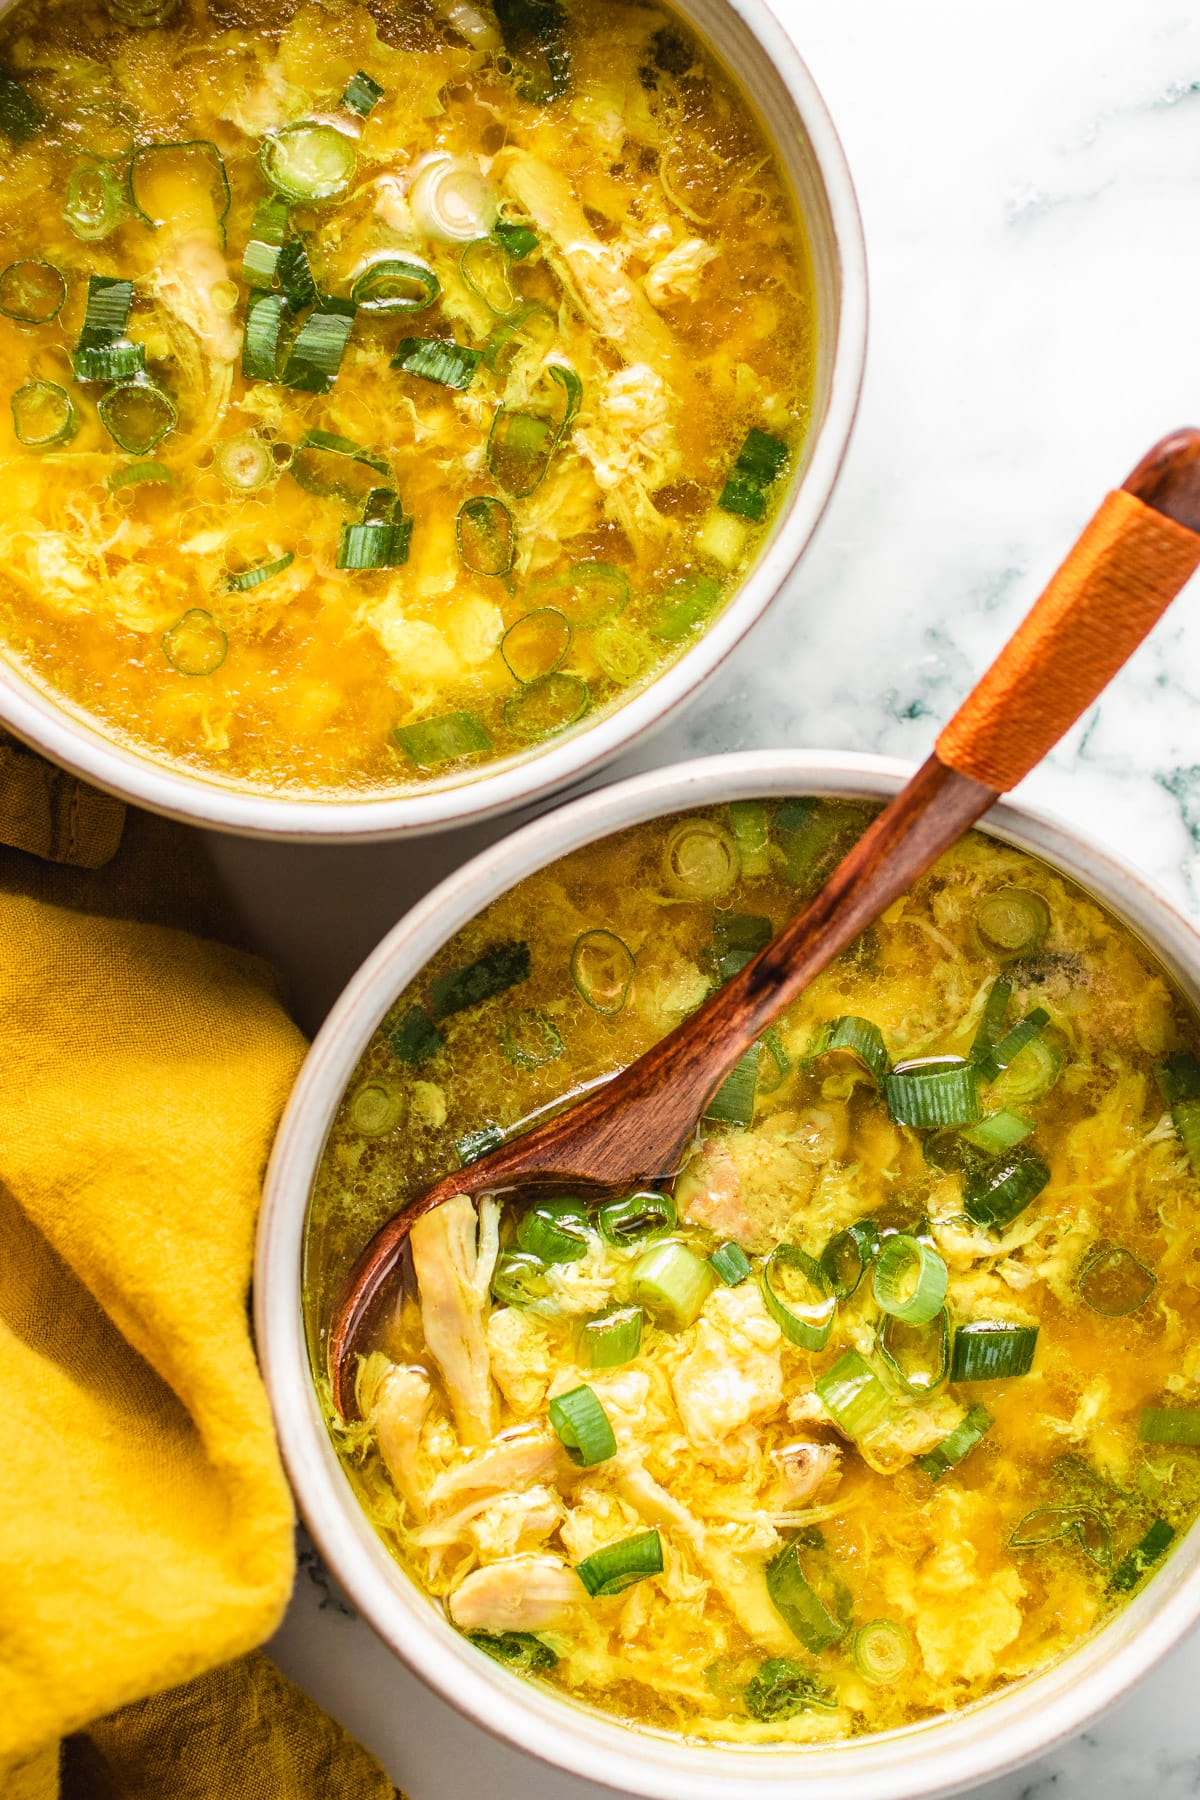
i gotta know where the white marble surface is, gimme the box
[204,0,1200,1792]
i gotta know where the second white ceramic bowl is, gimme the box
[256,749,1200,1800]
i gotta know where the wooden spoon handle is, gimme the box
[935,431,1200,793]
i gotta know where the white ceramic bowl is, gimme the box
[257,749,1200,1800]
[0,0,866,842]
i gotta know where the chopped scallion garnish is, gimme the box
[703,1044,760,1127]
[852,1619,913,1685]
[491,1250,554,1312]
[963,1154,1050,1231]
[516,1198,590,1265]
[129,140,230,231]
[351,254,440,314]
[878,1308,949,1395]
[648,572,722,642]
[1140,1408,1200,1446]
[467,1630,557,1674]
[259,120,357,203]
[709,1241,752,1286]
[487,362,581,496]
[10,380,77,449]
[498,1007,563,1070]
[214,431,275,493]
[950,1320,1038,1382]
[597,1191,675,1250]
[872,1235,947,1325]
[819,1218,880,1301]
[916,1403,993,1480]
[973,888,1051,958]
[385,1002,443,1064]
[289,428,390,503]
[1009,1506,1112,1567]
[241,196,289,289]
[280,297,357,393]
[575,1529,662,1598]
[629,1240,713,1330]
[503,671,589,741]
[760,1244,837,1349]
[501,607,571,683]
[347,1080,404,1136]
[960,1108,1034,1155]
[493,219,538,260]
[98,378,177,454]
[815,1349,891,1439]
[579,1305,643,1369]
[718,427,788,522]
[161,609,227,677]
[277,236,319,310]
[457,494,516,577]
[431,941,530,1018]
[242,291,287,383]
[743,1657,837,1721]
[727,798,771,876]
[72,274,138,383]
[64,158,124,242]
[883,1057,982,1129]
[713,912,772,982]
[392,335,481,390]
[1155,1051,1200,1173]
[0,259,66,325]
[548,1384,616,1466]
[570,928,635,1015]
[340,69,384,116]
[0,68,43,144]
[108,459,173,491]
[461,235,522,318]
[1111,1518,1174,1593]
[975,1007,1051,1084]
[1075,1241,1157,1317]
[765,1539,848,1652]
[804,1015,889,1084]
[393,710,493,769]
[224,552,294,593]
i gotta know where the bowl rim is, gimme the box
[0,0,868,844]
[256,747,1200,1800]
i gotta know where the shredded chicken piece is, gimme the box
[148,233,241,366]
[427,1426,568,1508]
[496,152,683,383]
[369,1363,433,1523]
[643,235,718,309]
[447,1553,581,1632]
[611,1458,794,1656]
[771,1441,842,1506]
[411,1194,500,1444]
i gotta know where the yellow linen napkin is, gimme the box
[0,753,397,1798]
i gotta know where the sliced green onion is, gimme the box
[760,1245,836,1350]
[743,1657,837,1721]
[575,1529,662,1598]
[108,459,172,491]
[277,236,319,310]
[104,0,179,27]
[546,560,630,627]
[501,607,571,682]
[709,1241,752,1286]
[494,219,538,260]
[816,1349,891,1439]
[498,1007,563,1070]
[975,1007,1051,1084]
[461,235,521,317]
[916,1403,994,1480]
[482,299,556,375]
[590,619,646,687]
[394,710,493,769]
[72,273,137,382]
[664,818,739,900]
[648,572,722,642]
[872,1235,948,1325]
[570,929,634,1015]
[224,552,294,593]
[410,152,498,243]
[214,431,275,493]
[987,1032,1063,1110]
[487,362,580,497]
[458,1124,506,1167]
[99,378,176,454]
[714,912,772,983]
[351,254,440,314]
[1111,1518,1174,1593]
[766,1538,848,1652]
[457,495,515,576]
[129,140,230,232]
[597,1191,675,1250]
[63,158,124,242]
[0,68,43,144]
[1155,1052,1200,1173]
[431,942,530,1018]
[0,259,66,325]
[853,1619,913,1686]
[960,1109,1034,1155]
[704,1044,760,1127]
[161,609,227,676]
[242,291,287,383]
[385,1003,443,1064]
[11,380,76,449]
[341,69,384,116]
[1141,1408,1200,1446]
[718,468,768,523]
[504,671,589,741]
[467,1630,556,1674]
[819,1218,880,1301]
[348,1080,404,1135]
[491,1250,554,1311]
[963,1155,1050,1231]
[776,798,868,889]
[805,1016,889,1084]
[969,976,1012,1065]
[549,1384,616,1466]
[579,1305,644,1369]
[241,196,289,288]
[1010,1506,1112,1567]
[289,428,390,503]
[735,427,788,485]
[280,297,356,393]
[338,510,412,571]
[392,335,480,390]
[516,1197,590,1264]
[879,1308,949,1395]
[728,798,771,876]
[629,1241,713,1330]
[883,1057,981,1128]
[974,888,1051,959]
[1076,1241,1157,1317]
[951,1320,1038,1382]
[259,120,357,203]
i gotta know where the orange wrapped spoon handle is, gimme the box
[936,429,1200,793]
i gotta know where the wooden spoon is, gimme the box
[329,430,1200,1418]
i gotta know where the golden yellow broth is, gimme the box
[0,0,815,795]
[305,799,1200,1743]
